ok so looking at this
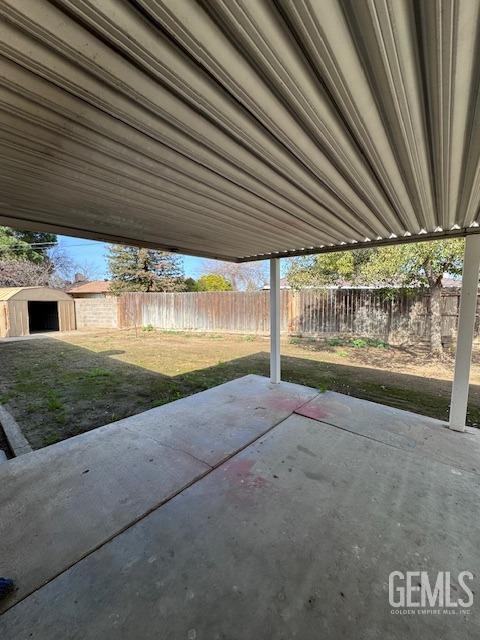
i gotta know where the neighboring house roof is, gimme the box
[442,277,461,288]
[262,278,291,290]
[67,280,111,294]
[0,287,72,301]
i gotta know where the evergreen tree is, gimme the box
[0,226,56,263]
[108,245,185,293]
[183,277,199,292]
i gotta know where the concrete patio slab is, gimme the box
[108,374,318,467]
[2,413,479,638]
[295,391,480,474]
[0,375,317,612]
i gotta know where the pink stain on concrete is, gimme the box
[246,475,269,490]
[221,458,270,495]
[295,402,331,422]
[260,396,307,414]
[223,458,256,478]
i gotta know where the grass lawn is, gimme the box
[1,329,480,450]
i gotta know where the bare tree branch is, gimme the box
[201,260,267,291]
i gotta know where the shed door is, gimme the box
[28,301,59,332]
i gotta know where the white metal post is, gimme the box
[270,258,281,383]
[449,234,480,431]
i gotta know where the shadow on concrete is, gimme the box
[1,335,479,449]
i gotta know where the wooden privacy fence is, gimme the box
[118,291,284,334]
[116,289,471,343]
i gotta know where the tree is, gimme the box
[55,260,103,289]
[0,226,62,287]
[286,249,373,289]
[11,230,57,258]
[108,245,185,293]
[0,259,53,287]
[197,273,233,291]
[0,226,56,263]
[183,277,199,292]
[0,247,94,289]
[286,239,464,356]
[201,259,267,290]
[360,240,463,356]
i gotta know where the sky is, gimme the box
[47,235,462,286]
[58,235,208,280]
[57,235,287,283]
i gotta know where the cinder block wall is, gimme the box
[74,298,118,329]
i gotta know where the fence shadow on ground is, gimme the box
[1,336,479,450]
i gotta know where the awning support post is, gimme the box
[449,234,480,431]
[270,258,281,383]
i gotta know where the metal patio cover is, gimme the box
[0,0,479,262]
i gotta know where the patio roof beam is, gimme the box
[449,234,480,432]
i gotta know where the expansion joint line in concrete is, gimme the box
[293,410,479,477]
[121,425,213,468]
[3,392,319,614]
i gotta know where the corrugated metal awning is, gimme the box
[0,0,479,261]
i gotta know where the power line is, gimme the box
[58,242,105,248]
[0,245,56,252]
[0,241,56,247]
[0,240,101,250]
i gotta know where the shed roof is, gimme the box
[0,287,72,302]
[0,287,24,301]
[0,1,479,261]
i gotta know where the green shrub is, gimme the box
[327,337,344,347]
[351,338,368,348]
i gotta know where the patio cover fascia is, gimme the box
[1,0,480,432]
